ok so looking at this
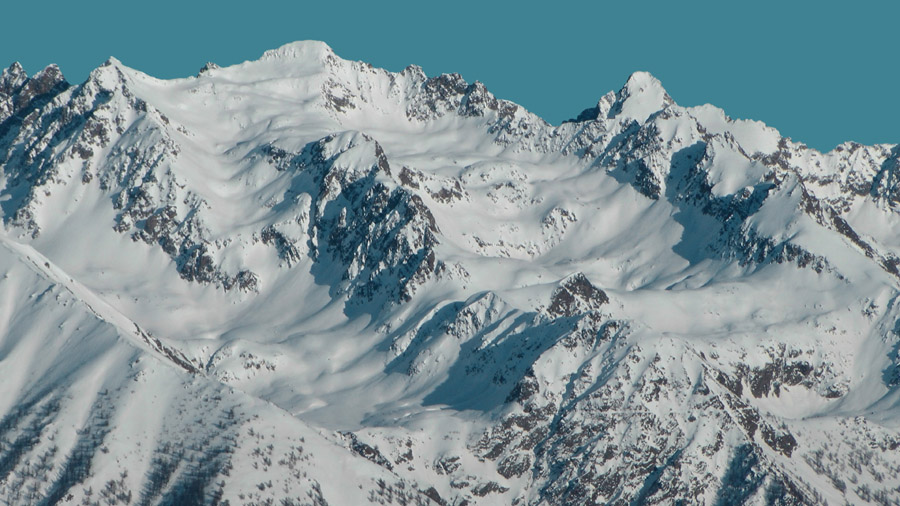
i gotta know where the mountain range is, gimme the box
[1,41,899,505]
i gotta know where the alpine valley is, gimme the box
[1,41,899,505]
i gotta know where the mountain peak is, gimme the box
[0,62,68,124]
[613,70,673,123]
[2,61,25,78]
[32,63,65,84]
[623,70,663,91]
[102,55,125,68]
[1,62,28,93]
[87,57,133,91]
[260,40,336,62]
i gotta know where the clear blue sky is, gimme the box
[2,1,895,152]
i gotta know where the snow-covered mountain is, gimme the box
[1,41,899,505]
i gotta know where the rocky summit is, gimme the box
[0,41,899,505]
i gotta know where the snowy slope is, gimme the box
[1,41,899,505]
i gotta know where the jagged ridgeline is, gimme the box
[1,41,899,505]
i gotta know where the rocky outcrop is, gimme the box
[266,132,446,309]
[546,272,609,318]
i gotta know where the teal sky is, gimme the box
[2,1,895,152]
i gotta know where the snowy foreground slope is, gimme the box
[1,41,900,505]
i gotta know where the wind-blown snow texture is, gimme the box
[1,41,899,505]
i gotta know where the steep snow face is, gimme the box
[0,235,432,506]
[1,41,899,505]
